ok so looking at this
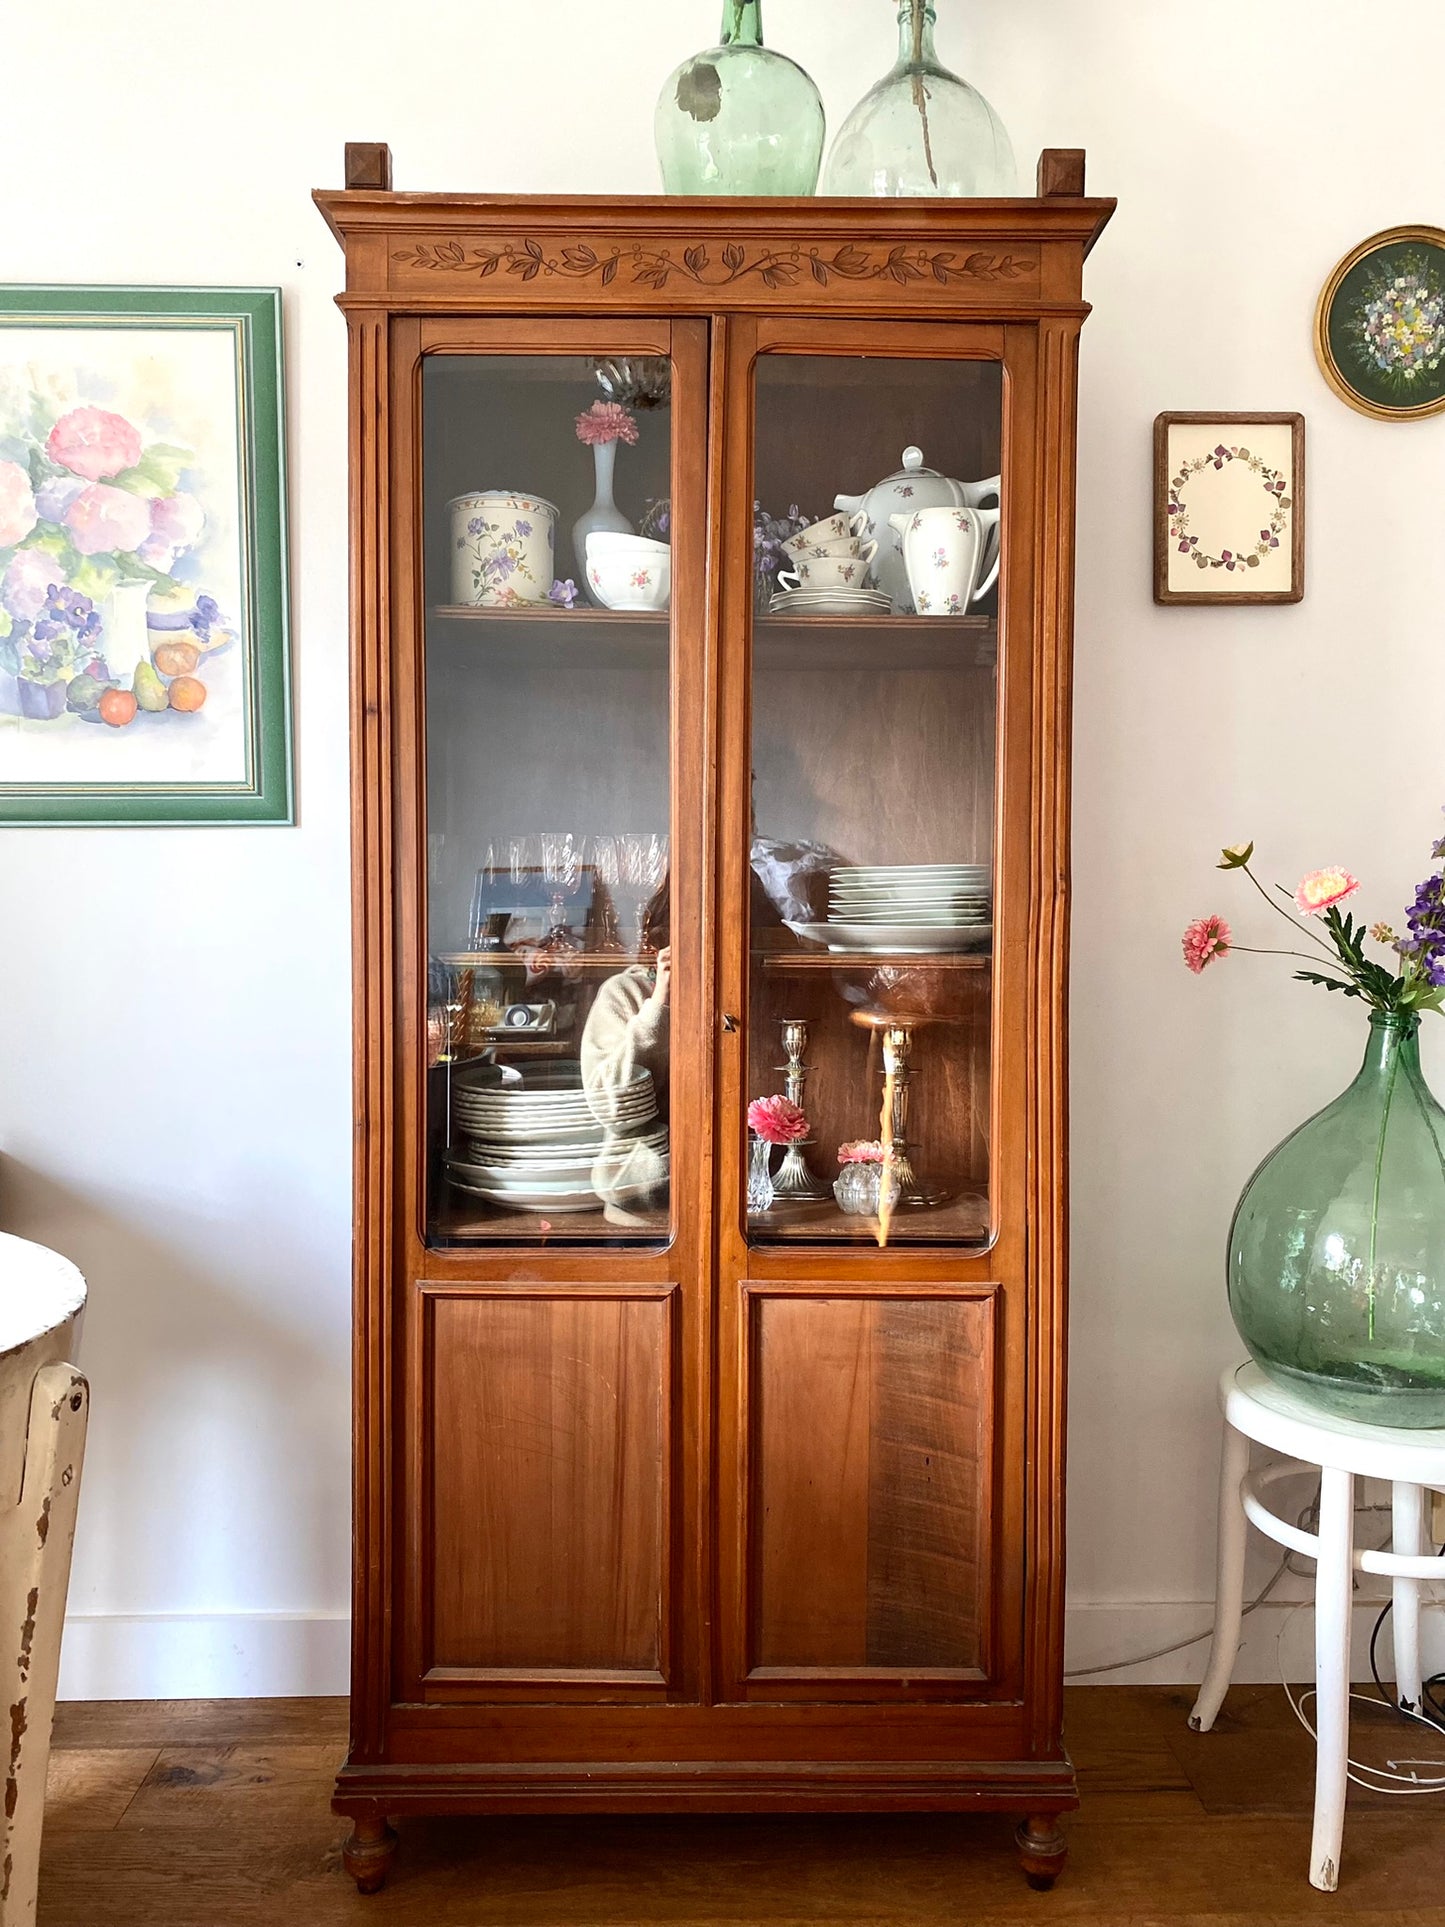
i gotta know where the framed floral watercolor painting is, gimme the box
[1153,412,1305,606]
[1316,227,1445,422]
[0,286,290,824]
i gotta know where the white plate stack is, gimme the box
[767,585,892,617]
[783,863,992,954]
[448,1061,665,1212]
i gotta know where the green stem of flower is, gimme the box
[1366,1037,1402,1344]
[1230,944,1344,966]
[1241,863,1337,955]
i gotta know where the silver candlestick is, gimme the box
[772,1018,830,1200]
[876,1021,949,1208]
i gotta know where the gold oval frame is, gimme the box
[1315,225,1445,421]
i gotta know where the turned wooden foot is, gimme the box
[1015,1812,1068,1890]
[343,1815,398,1894]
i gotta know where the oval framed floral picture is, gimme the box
[1316,226,1445,421]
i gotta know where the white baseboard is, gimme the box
[1065,1595,1445,1686]
[59,1611,350,1700]
[57,1600,1445,1700]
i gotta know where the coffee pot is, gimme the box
[834,446,1000,611]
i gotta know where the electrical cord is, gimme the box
[1279,1602,1445,1793]
[1064,1485,1417,1683]
[1063,1480,1337,1681]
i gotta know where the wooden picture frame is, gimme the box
[0,286,292,825]
[1153,411,1304,606]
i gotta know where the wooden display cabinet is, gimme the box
[317,146,1112,1894]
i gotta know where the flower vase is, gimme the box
[103,579,151,682]
[1228,1012,1445,1428]
[572,440,633,601]
[747,1136,776,1214]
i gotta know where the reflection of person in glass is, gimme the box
[582,877,670,1222]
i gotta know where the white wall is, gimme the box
[2,0,1442,1697]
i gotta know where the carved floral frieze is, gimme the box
[391,237,1038,292]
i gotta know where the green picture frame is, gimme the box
[0,286,292,824]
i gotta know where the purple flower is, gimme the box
[34,475,86,523]
[1,550,61,622]
[467,517,485,536]
[514,519,532,538]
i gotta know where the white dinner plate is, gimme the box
[785,920,993,955]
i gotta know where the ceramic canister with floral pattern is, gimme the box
[449,491,558,607]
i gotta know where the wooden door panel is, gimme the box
[427,1290,673,1681]
[747,1289,995,1685]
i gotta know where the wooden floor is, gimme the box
[39,1686,1445,1924]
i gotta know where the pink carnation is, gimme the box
[747,1095,810,1145]
[575,400,639,447]
[65,482,152,556]
[45,406,142,482]
[1,548,61,622]
[0,459,38,548]
[838,1139,886,1165]
[1294,867,1359,916]
[1182,914,1231,974]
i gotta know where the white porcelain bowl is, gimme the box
[585,533,671,611]
[584,531,670,558]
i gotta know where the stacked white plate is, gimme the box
[784,863,992,955]
[768,586,892,617]
[449,1061,664,1211]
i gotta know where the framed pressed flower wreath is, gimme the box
[1152,412,1305,606]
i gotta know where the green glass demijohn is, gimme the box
[1229,1011,1445,1428]
[821,0,1017,197]
[655,1,825,196]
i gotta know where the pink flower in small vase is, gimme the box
[575,400,639,447]
[45,406,142,482]
[0,459,38,548]
[1181,914,1231,974]
[1294,867,1360,916]
[65,482,151,555]
[747,1095,810,1145]
[838,1139,886,1165]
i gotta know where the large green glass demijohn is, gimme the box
[822,0,1017,197]
[1229,1011,1445,1428]
[655,1,825,196]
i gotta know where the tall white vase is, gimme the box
[572,440,634,603]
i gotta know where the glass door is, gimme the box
[714,317,1025,1704]
[740,340,1004,1247]
[414,328,705,1252]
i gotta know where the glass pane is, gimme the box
[746,354,1000,1245]
[422,354,674,1247]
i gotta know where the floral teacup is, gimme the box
[780,510,869,560]
[776,546,876,593]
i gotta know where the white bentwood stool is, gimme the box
[1189,1362,1445,1893]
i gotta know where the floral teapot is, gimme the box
[834,446,1000,612]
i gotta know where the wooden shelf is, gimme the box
[759,947,991,971]
[431,1191,670,1246]
[433,603,665,624]
[429,605,996,670]
[749,1186,990,1245]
